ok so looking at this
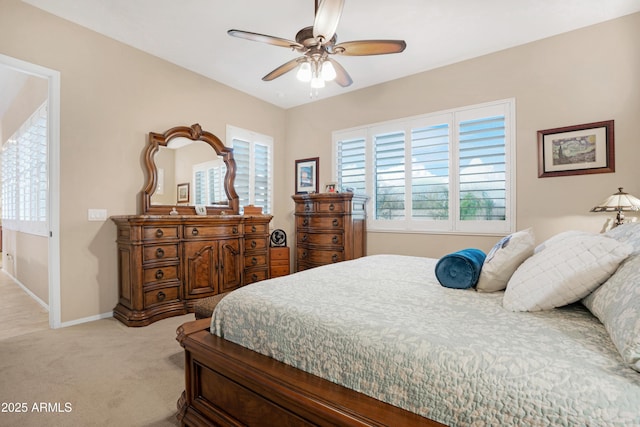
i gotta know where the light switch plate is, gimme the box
[88,208,108,221]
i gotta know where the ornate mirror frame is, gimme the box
[141,123,240,215]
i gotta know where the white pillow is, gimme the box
[476,228,535,292]
[503,233,632,311]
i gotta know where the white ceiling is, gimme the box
[16,0,640,109]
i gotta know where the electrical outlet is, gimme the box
[88,208,108,221]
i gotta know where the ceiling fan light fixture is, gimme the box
[296,61,312,82]
[321,60,336,81]
[310,75,326,89]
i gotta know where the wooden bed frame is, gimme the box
[176,319,445,426]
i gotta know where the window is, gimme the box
[1,101,48,236]
[226,126,273,214]
[333,99,515,234]
[192,160,225,205]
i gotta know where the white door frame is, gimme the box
[0,53,61,328]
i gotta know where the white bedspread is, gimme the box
[211,254,640,426]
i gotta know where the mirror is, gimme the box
[141,123,239,215]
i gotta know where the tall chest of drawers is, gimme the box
[292,193,368,271]
[111,214,272,326]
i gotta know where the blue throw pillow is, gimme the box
[435,248,486,289]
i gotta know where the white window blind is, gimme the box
[1,101,49,236]
[227,126,273,214]
[334,99,515,234]
[193,161,225,206]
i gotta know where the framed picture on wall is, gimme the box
[537,120,615,178]
[295,157,319,194]
[177,182,190,203]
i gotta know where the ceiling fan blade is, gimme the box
[228,29,303,50]
[262,57,304,81]
[313,0,344,42]
[333,40,407,56]
[327,58,352,87]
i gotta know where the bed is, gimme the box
[176,225,640,426]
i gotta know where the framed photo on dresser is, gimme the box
[295,157,319,194]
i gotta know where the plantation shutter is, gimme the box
[232,139,251,208]
[254,143,270,210]
[337,137,366,194]
[374,131,405,220]
[458,115,506,221]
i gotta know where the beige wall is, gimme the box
[283,12,640,259]
[0,0,287,323]
[1,0,638,324]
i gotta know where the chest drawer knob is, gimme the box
[332,254,339,263]
[157,291,166,302]
[251,273,258,281]
[155,248,165,258]
[304,203,311,211]
[155,229,164,238]
[251,256,258,265]
[302,234,308,242]
[329,203,335,211]
[302,218,309,227]
[251,225,257,232]
[332,219,339,227]
[191,228,199,236]
[155,269,164,280]
[332,235,338,244]
[301,250,308,259]
[250,240,257,249]
[233,226,238,234]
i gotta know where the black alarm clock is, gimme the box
[270,229,287,247]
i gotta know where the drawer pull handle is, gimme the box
[332,236,338,244]
[251,240,257,249]
[233,226,238,234]
[251,273,258,281]
[251,225,257,232]
[157,291,166,302]
[304,204,311,211]
[332,219,339,227]
[332,254,339,263]
[302,250,308,259]
[156,248,165,258]
[329,203,335,211]
[191,228,199,236]
[155,269,164,280]
[302,218,309,226]
[302,234,308,242]
[155,229,164,238]
[251,257,258,265]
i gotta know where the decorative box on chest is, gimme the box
[292,193,368,272]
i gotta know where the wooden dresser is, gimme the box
[292,193,368,271]
[111,214,272,326]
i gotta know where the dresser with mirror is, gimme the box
[112,124,272,326]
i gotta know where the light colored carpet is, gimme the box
[0,269,49,340]
[0,313,193,426]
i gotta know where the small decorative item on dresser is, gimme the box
[324,182,337,193]
[243,205,263,215]
[270,229,287,247]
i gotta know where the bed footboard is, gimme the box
[176,319,443,427]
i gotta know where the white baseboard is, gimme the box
[6,272,49,311]
[59,311,113,328]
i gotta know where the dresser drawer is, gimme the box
[244,269,268,285]
[244,236,267,252]
[297,248,344,264]
[270,265,290,277]
[297,232,343,246]
[270,247,290,260]
[295,201,315,213]
[184,224,240,239]
[143,265,179,285]
[143,226,179,241]
[244,222,268,235]
[317,200,345,213]
[245,254,267,268]
[143,286,180,308]
[142,244,179,264]
[296,216,343,229]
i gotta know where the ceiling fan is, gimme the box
[228,0,407,90]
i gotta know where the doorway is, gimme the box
[0,53,61,329]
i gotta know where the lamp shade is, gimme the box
[590,187,640,212]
